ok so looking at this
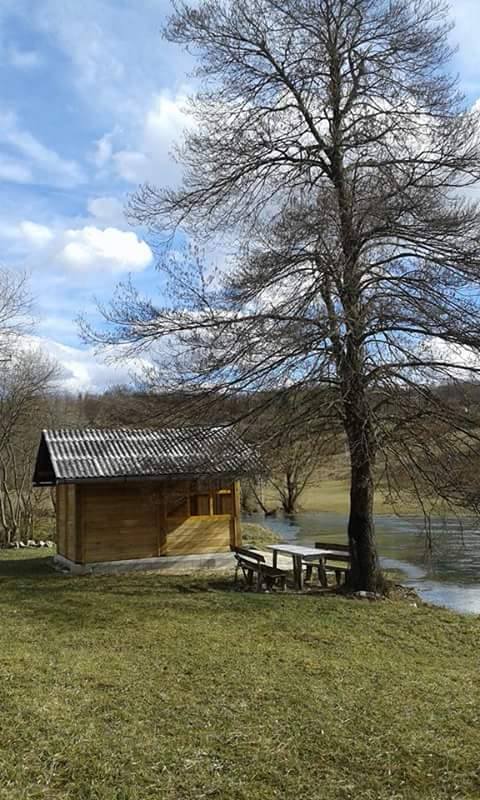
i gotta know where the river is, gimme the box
[245,511,480,615]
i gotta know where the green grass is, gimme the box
[0,550,479,800]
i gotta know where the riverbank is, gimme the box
[247,510,480,614]
[0,549,479,799]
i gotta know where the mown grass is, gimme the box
[0,549,479,800]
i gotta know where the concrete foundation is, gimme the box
[52,552,235,576]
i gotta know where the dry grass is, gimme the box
[262,476,442,516]
[240,522,282,547]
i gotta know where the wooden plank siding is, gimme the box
[56,484,67,557]
[65,484,77,562]
[82,484,159,563]
[55,478,241,564]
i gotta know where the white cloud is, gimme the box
[113,149,149,182]
[58,226,153,273]
[431,338,480,376]
[0,213,152,275]
[20,220,54,247]
[113,91,190,186]
[7,47,44,70]
[0,110,85,187]
[24,335,141,393]
[0,154,33,183]
[94,93,191,187]
[0,218,54,247]
[146,93,188,141]
[87,195,125,226]
[92,130,116,168]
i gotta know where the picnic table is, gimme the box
[267,543,350,590]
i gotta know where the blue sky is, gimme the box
[0,0,479,392]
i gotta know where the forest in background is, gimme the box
[3,368,480,546]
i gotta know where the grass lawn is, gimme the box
[0,550,479,800]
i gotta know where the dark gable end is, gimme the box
[32,432,56,485]
[32,427,264,486]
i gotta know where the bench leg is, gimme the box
[305,564,313,581]
[245,568,254,589]
[318,560,328,588]
[256,569,263,592]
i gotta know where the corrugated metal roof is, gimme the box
[33,427,262,484]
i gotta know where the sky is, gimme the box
[0,0,479,393]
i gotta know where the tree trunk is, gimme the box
[282,469,296,515]
[340,326,380,591]
[281,495,295,515]
[327,50,380,590]
[346,421,380,592]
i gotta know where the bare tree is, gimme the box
[0,351,59,546]
[242,395,338,514]
[84,0,480,590]
[0,268,31,360]
[241,437,321,515]
[269,434,323,515]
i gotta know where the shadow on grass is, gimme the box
[0,555,322,598]
[0,553,236,588]
[0,554,320,632]
[0,555,58,579]
[173,575,240,593]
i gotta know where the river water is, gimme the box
[246,511,480,615]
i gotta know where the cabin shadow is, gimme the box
[0,554,58,579]
[0,555,244,622]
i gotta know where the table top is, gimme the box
[267,543,348,559]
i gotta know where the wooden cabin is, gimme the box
[33,427,261,573]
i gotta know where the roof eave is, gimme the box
[41,468,263,486]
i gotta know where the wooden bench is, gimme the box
[304,541,351,586]
[233,547,288,592]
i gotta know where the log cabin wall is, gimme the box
[66,484,78,562]
[56,483,79,561]
[81,483,159,563]
[59,478,242,564]
[56,484,67,558]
